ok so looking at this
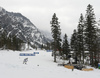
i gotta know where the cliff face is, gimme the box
[0,7,50,47]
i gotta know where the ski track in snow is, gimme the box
[0,50,100,78]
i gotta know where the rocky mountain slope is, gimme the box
[0,7,50,47]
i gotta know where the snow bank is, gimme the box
[0,50,100,78]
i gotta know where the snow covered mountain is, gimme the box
[0,7,51,47]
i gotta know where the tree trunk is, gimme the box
[83,51,84,64]
[98,52,99,63]
[54,51,56,62]
[91,52,94,66]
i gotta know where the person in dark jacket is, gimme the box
[23,58,28,64]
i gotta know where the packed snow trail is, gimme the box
[0,50,100,78]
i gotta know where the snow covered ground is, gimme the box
[0,49,100,78]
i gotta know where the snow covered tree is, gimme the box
[70,29,79,64]
[70,29,78,53]
[77,14,85,64]
[62,34,70,59]
[50,13,62,62]
[96,29,100,63]
[84,4,98,66]
[0,23,1,47]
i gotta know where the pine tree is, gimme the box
[1,30,7,49]
[11,36,23,51]
[50,13,62,62]
[84,4,97,66]
[70,29,78,52]
[62,34,70,59]
[97,29,100,63]
[77,14,85,64]
[70,29,79,63]
[17,38,23,51]
[0,23,1,47]
[0,25,23,50]
[41,44,44,50]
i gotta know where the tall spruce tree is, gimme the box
[77,14,85,64]
[84,4,97,66]
[50,13,61,62]
[0,23,1,47]
[62,34,70,59]
[70,29,78,56]
[97,29,100,63]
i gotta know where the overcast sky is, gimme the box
[0,0,100,38]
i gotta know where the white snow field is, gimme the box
[0,50,100,78]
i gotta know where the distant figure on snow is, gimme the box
[69,57,73,65]
[23,58,28,64]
